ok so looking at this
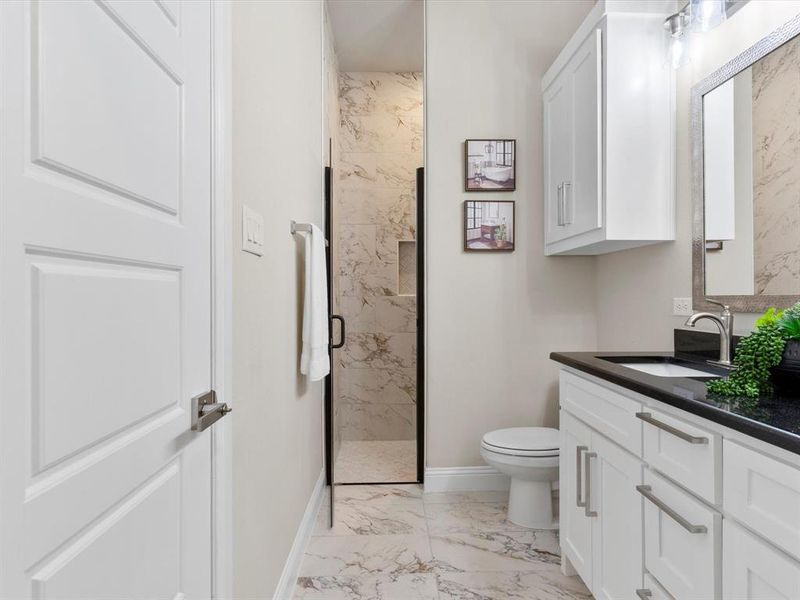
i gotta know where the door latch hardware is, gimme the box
[191,390,231,432]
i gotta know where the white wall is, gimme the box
[425,0,597,468]
[595,1,800,348]
[232,1,325,596]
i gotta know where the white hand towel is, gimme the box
[300,224,331,381]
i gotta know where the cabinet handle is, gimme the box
[635,590,652,600]
[636,412,709,444]
[576,445,587,508]
[562,182,572,225]
[636,484,707,534]
[584,451,598,517]
[557,183,564,226]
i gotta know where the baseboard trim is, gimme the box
[423,466,510,493]
[273,468,326,600]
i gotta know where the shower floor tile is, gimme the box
[335,440,416,483]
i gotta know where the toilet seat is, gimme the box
[481,427,559,457]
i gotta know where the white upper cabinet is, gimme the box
[542,1,675,255]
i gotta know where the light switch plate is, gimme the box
[242,205,264,257]
[673,297,693,316]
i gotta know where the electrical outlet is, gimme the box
[673,297,693,316]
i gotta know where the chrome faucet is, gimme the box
[684,299,734,368]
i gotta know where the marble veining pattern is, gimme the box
[333,72,422,471]
[752,34,800,295]
[334,441,417,483]
[337,403,415,442]
[294,486,591,600]
[295,574,438,600]
[339,367,416,405]
[339,333,416,371]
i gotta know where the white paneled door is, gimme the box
[1,1,215,598]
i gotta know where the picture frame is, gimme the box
[464,139,516,191]
[464,201,515,252]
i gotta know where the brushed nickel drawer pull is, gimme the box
[584,451,598,517]
[635,590,652,599]
[576,445,587,508]
[636,485,707,534]
[636,412,709,444]
[562,182,572,225]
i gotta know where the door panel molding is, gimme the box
[31,0,183,215]
[28,460,180,582]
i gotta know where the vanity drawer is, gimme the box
[639,573,673,600]
[559,371,642,455]
[641,407,720,504]
[723,440,800,561]
[723,520,800,600]
[642,469,721,600]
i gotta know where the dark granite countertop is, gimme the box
[550,349,800,456]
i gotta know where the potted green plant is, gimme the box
[495,222,509,249]
[706,308,787,398]
[773,303,800,393]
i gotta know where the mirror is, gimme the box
[693,15,800,312]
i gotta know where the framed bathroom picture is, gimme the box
[464,201,515,252]
[464,139,516,191]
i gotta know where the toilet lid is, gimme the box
[482,427,559,456]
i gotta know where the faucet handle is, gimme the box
[705,297,730,313]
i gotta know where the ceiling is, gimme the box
[327,0,424,72]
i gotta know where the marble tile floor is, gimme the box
[294,485,591,600]
[335,440,417,483]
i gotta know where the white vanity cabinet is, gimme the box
[542,1,674,256]
[560,382,644,600]
[558,368,800,600]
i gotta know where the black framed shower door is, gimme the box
[323,162,425,493]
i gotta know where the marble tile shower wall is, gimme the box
[335,72,423,442]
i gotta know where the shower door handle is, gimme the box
[330,315,346,349]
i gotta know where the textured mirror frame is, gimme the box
[691,14,800,313]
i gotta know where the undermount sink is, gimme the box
[600,356,724,379]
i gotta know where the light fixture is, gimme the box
[664,0,729,69]
[664,10,691,70]
[689,0,727,33]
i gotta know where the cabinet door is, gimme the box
[543,70,573,245]
[560,410,593,586]
[723,520,800,600]
[723,440,800,561]
[643,470,721,599]
[592,432,643,600]
[567,28,603,238]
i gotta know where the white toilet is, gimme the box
[480,427,559,529]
